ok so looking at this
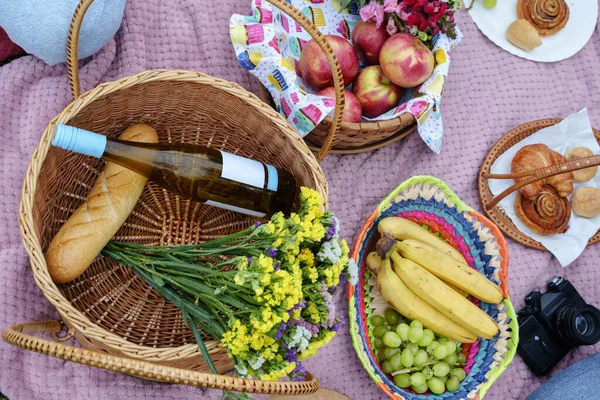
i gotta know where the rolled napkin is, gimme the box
[514,185,571,236]
[0,27,25,63]
[0,0,126,65]
[517,0,570,37]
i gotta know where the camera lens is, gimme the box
[556,305,600,346]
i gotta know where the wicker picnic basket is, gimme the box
[349,176,519,399]
[256,0,418,154]
[1,0,332,395]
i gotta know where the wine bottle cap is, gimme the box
[52,125,107,158]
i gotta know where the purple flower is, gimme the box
[286,347,298,363]
[267,248,279,258]
[247,256,254,265]
[289,318,320,336]
[287,300,306,315]
[275,323,287,340]
[321,284,336,328]
[326,218,338,240]
[332,315,345,332]
[291,362,307,381]
[339,271,347,287]
[274,262,281,271]
[255,221,262,227]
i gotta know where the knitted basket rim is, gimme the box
[348,175,519,399]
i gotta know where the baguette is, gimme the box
[46,124,159,284]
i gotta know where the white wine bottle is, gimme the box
[52,124,298,217]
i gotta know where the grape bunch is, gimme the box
[371,309,468,394]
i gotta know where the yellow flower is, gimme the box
[298,248,315,266]
[299,331,336,361]
[260,362,297,381]
[221,320,251,356]
[306,301,320,324]
[292,309,301,320]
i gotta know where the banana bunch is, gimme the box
[370,217,503,341]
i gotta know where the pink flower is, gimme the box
[383,0,399,12]
[386,17,398,35]
[396,7,411,22]
[360,1,385,27]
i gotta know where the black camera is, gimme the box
[517,277,600,376]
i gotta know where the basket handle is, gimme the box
[263,0,345,162]
[3,320,319,395]
[66,0,343,162]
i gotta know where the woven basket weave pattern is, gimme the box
[349,176,518,399]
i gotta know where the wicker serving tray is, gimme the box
[478,118,600,251]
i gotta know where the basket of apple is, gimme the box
[231,0,461,156]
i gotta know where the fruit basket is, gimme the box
[2,0,325,395]
[230,0,461,155]
[349,176,519,398]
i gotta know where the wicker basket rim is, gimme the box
[19,68,328,360]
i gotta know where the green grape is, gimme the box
[383,331,402,348]
[433,362,450,377]
[373,325,389,339]
[457,352,467,364]
[417,329,435,347]
[373,338,383,348]
[446,376,460,392]
[444,354,458,365]
[451,368,467,381]
[370,315,386,326]
[382,360,393,374]
[401,348,414,368]
[433,345,449,360]
[390,324,399,333]
[412,383,429,394]
[445,341,457,354]
[410,320,424,330]
[414,349,428,367]
[389,353,403,371]
[410,372,426,387]
[422,366,433,380]
[407,343,419,354]
[427,377,446,395]
[396,323,410,341]
[384,309,401,325]
[384,347,401,359]
[408,327,424,343]
[426,341,439,354]
[378,347,387,361]
[483,0,497,8]
[438,337,448,345]
[394,373,411,388]
[438,374,449,384]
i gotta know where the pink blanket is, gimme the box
[1,1,599,399]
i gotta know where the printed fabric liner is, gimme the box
[348,176,518,399]
[230,0,462,153]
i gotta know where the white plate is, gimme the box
[468,0,598,62]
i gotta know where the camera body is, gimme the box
[517,277,600,376]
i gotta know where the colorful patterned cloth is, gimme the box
[230,0,462,153]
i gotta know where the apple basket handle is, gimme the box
[66,0,344,162]
[3,321,320,395]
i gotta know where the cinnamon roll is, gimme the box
[517,0,570,37]
[515,185,571,235]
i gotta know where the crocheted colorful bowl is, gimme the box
[349,176,519,399]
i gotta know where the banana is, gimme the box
[369,248,468,297]
[396,239,503,304]
[378,217,467,265]
[376,258,477,343]
[392,253,498,339]
[366,252,383,276]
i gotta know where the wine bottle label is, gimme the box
[205,200,266,217]
[220,151,279,191]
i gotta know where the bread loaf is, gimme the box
[572,186,600,218]
[506,19,542,52]
[566,147,597,183]
[46,124,159,284]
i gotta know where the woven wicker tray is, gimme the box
[478,118,600,251]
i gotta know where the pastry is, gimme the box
[517,0,570,37]
[572,186,600,218]
[566,147,598,183]
[506,19,542,51]
[511,144,574,199]
[515,185,571,235]
[46,124,159,284]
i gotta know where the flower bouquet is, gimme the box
[344,0,460,45]
[102,187,355,398]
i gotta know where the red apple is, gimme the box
[299,35,359,90]
[352,66,401,119]
[352,21,389,65]
[380,33,434,88]
[317,87,363,123]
